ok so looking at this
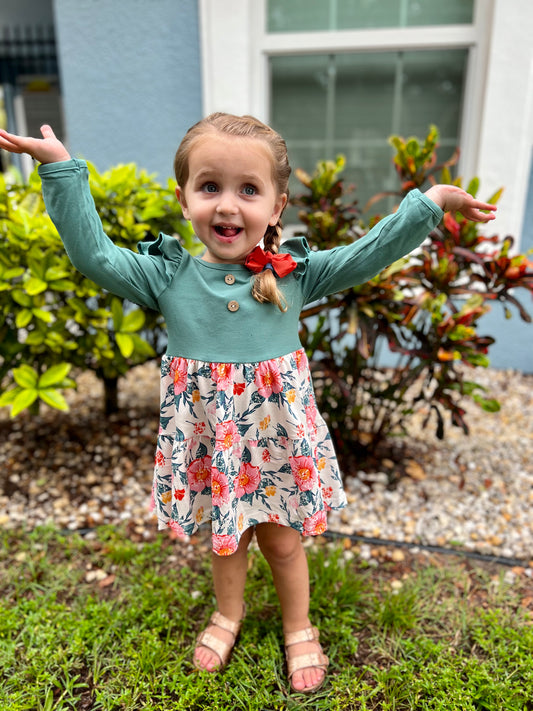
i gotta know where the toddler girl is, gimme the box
[0,115,495,693]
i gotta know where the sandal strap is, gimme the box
[209,611,242,636]
[284,626,319,647]
[196,628,233,663]
[287,651,329,678]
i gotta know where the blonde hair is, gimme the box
[174,112,291,311]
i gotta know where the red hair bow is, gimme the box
[244,246,297,278]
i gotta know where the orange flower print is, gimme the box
[317,457,326,471]
[211,362,235,390]
[259,415,271,431]
[295,349,307,373]
[154,450,165,468]
[303,510,327,536]
[170,357,188,395]
[286,388,296,403]
[215,420,240,451]
[213,534,238,556]
[255,360,283,398]
[211,468,230,506]
[187,455,212,492]
[265,485,276,497]
[161,490,172,504]
[235,462,261,498]
[290,455,317,491]
[195,506,204,524]
[192,389,201,403]
[238,513,244,531]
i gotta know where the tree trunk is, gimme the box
[103,375,119,415]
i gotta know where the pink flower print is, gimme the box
[216,420,240,451]
[187,455,212,492]
[303,510,327,536]
[170,357,188,395]
[255,360,283,398]
[211,362,235,390]
[305,404,318,435]
[211,468,230,506]
[290,455,317,491]
[235,462,261,498]
[213,534,238,556]
[167,520,186,538]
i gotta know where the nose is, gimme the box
[216,190,238,215]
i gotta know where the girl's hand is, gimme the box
[0,124,71,164]
[425,184,497,223]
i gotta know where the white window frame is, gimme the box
[199,0,533,243]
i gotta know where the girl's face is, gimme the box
[176,133,287,264]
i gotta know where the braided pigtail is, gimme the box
[250,221,288,312]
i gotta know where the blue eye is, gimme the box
[242,185,257,196]
[202,182,218,193]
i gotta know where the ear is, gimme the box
[269,193,288,226]
[175,185,190,220]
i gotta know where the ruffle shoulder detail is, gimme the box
[137,233,184,263]
[280,236,312,278]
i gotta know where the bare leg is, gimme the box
[255,523,326,692]
[194,526,253,671]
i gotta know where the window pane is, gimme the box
[267,0,474,32]
[270,49,468,216]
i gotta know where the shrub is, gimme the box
[0,162,200,415]
[294,126,533,470]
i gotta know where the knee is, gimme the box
[256,524,302,565]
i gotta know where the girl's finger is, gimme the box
[40,124,56,139]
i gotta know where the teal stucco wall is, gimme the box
[53,0,202,181]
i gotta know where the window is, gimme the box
[268,0,474,32]
[265,0,479,215]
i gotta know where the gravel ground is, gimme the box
[1,362,532,568]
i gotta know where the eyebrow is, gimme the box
[192,167,267,186]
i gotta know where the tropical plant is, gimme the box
[294,127,533,470]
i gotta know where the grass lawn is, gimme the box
[0,524,532,710]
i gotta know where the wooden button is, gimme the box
[227,300,240,312]
[224,273,236,285]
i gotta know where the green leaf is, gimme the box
[38,363,72,389]
[15,309,33,329]
[39,388,70,411]
[121,308,145,333]
[12,290,33,307]
[13,364,39,389]
[115,332,134,358]
[32,308,54,324]
[25,276,48,295]
[0,388,18,407]
[473,395,501,412]
[111,298,123,331]
[11,388,39,417]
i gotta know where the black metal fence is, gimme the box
[0,24,58,84]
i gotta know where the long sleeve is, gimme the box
[285,189,443,303]
[38,159,181,311]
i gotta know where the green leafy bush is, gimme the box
[294,127,533,469]
[0,162,200,415]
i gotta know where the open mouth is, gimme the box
[214,225,242,239]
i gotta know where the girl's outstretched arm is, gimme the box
[424,184,497,223]
[0,124,71,164]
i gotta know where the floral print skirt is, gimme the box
[151,349,347,555]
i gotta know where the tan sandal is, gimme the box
[285,626,329,693]
[193,609,244,672]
